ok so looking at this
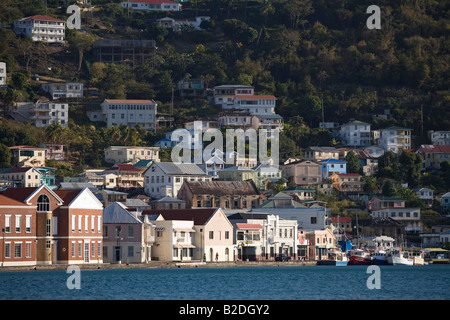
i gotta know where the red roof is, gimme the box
[105,99,155,104]
[236,223,263,229]
[419,145,450,153]
[0,187,37,203]
[0,194,30,207]
[128,0,178,4]
[54,190,81,204]
[142,208,218,225]
[9,145,45,150]
[21,15,66,23]
[331,217,352,222]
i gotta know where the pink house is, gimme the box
[367,197,405,211]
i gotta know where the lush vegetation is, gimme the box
[0,0,449,195]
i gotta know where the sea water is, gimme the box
[0,264,449,300]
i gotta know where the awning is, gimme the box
[173,244,196,249]
[174,227,196,233]
[424,248,448,252]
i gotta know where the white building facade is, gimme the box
[13,15,66,43]
[97,99,157,131]
[377,126,412,153]
[339,120,371,147]
[121,0,182,11]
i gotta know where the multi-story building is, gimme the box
[228,212,298,261]
[339,120,371,147]
[371,208,422,232]
[14,101,69,127]
[305,228,337,261]
[282,160,322,185]
[92,39,157,65]
[177,78,206,98]
[94,99,157,131]
[367,197,406,211]
[0,185,103,266]
[9,145,46,167]
[177,180,264,210]
[40,82,83,100]
[104,146,160,165]
[417,144,450,171]
[413,188,434,208]
[105,163,144,188]
[213,85,254,107]
[330,173,363,192]
[13,15,66,44]
[144,162,211,199]
[40,143,65,161]
[318,158,347,179]
[429,131,450,145]
[102,202,154,264]
[377,126,412,153]
[252,192,329,230]
[143,208,234,262]
[0,62,6,86]
[303,146,340,161]
[0,167,42,188]
[121,0,182,11]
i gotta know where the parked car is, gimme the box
[275,255,291,262]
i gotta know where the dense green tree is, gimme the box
[345,151,361,174]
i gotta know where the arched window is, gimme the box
[37,194,50,211]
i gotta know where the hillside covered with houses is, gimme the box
[0,0,449,266]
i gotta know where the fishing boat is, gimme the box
[371,248,389,265]
[387,248,426,266]
[317,250,349,266]
[423,248,449,264]
[347,248,372,265]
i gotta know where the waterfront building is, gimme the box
[305,228,336,261]
[0,185,103,266]
[143,208,234,262]
[177,180,263,210]
[13,15,66,44]
[102,202,153,264]
[227,212,298,261]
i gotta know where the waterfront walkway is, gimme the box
[0,260,317,272]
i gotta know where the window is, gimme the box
[4,243,10,258]
[209,231,214,239]
[4,215,10,233]
[225,231,229,239]
[311,217,317,224]
[15,215,21,233]
[37,194,50,211]
[14,243,22,258]
[127,246,134,258]
[128,226,134,238]
[71,242,75,257]
[25,242,31,258]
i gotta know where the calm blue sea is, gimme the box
[0,264,449,300]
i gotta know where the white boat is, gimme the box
[387,249,426,266]
[371,248,389,265]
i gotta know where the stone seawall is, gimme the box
[0,260,317,272]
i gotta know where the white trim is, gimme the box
[25,184,64,205]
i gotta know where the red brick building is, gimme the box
[0,185,103,267]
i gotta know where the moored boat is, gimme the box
[348,249,372,265]
[371,249,389,265]
[317,250,349,266]
[387,248,427,266]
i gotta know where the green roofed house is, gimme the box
[283,186,316,201]
[251,192,329,230]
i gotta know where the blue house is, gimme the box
[318,159,347,179]
[35,167,57,189]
